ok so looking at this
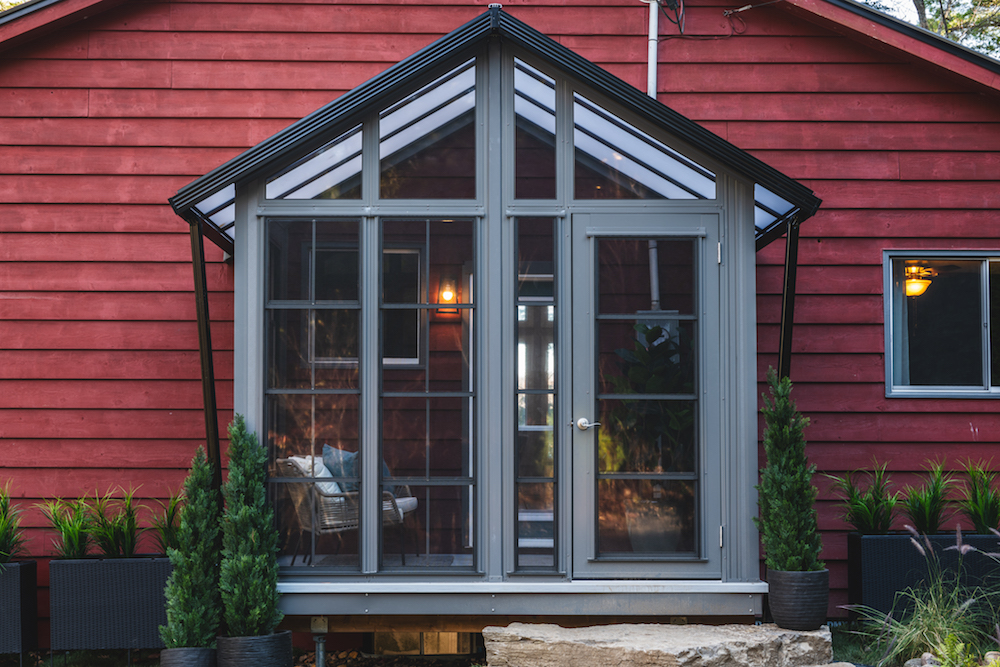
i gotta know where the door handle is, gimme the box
[576,418,601,431]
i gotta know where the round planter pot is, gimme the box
[767,568,829,631]
[217,630,292,667]
[159,647,217,667]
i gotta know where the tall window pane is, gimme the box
[381,219,475,569]
[515,218,557,569]
[595,238,698,555]
[266,219,362,570]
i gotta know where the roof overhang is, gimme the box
[0,0,128,54]
[168,7,821,255]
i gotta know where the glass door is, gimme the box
[570,212,722,579]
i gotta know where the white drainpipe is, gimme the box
[645,0,661,309]
[645,0,659,98]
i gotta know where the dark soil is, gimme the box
[296,651,483,667]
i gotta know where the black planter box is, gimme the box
[49,557,172,650]
[0,561,37,654]
[847,532,1000,617]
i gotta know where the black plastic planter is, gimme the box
[49,557,172,650]
[0,561,37,654]
[767,568,829,631]
[847,533,1000,617]
[217,631,292,667]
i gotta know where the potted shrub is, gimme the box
[160,447,221,667]
[43,490,172,651]
[0,482,36,656]
[834,460,999,617]
[217,415,291,667]
[755,369,827,631]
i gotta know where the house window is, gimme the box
[886,252,1000,396]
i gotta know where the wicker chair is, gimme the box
[276,457,417,565]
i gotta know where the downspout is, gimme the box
[189,219,224,494]
[777,217,801,380]
[645,0,662,310]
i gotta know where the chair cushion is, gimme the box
[287,455,341,496]
[322,445,359,492]
[394,496,417,514]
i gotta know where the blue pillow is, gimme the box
[322,445,396,496]
[322,445,358,492]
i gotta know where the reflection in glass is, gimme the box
[266,125,362,200]
[598,238,694,315]
[594,236,698,556]
[380,218,475,569]
[598,320,695,396]
[515,218,557,569]
[380,61,476,199]
[598,480,695,555]
[515,60,556,199]
[381,485,474,569]
[382,397,470,479]
[273,481,360,569]
[574,93,716,200]
[598,399,696,473]
[894,259,983,387]
[517,483,554,568]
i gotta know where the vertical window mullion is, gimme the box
[362,216,381,573]
[983,259,992,390]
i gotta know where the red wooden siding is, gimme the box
[0,0,998,632]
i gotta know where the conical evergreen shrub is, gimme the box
[160,446,221,648]
[220,415,283,637]
[754,368,824,572]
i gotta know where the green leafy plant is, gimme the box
[220,414,283,637]
[828,460,900,534]
[90,487,143,558]
[0,482,28,567]
[957,460,1000,534]
[902,460,954,535]
[935,634,981,667]
[150,492,183,556]
[601,323,695,475]
[161,446,222,649]
[852,528,997,667]
[39,497,92,559]
[754,368,824,572]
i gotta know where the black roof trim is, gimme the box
[170,6,821,240]
[0,0,61,27]
[819,0,1000,75]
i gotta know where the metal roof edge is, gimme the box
[171,6,820,230]
[0,0,128,53]
[784,0,1000,80]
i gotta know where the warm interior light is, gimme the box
[904,265,937,297]
[439,278,457,305]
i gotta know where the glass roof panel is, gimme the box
[573,93,716,201]
[266,125,362,200]
[379,60,476,199]
[515,59,556,199]
[193,183,236,240]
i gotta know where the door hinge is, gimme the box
[717,242,722,264]
[719,525,724,548]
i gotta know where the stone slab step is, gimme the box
[483,623,834,667]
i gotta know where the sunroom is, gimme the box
[170,6,820,624]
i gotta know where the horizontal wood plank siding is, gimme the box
[0,0,998,629]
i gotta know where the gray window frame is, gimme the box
[234,43,763,602]
[884,249,1000,398]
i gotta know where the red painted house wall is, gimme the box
[0,0,998,634]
